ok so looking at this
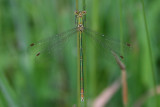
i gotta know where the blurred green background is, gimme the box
[0,0,160,107]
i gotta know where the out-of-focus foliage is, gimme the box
[0,0,160,107]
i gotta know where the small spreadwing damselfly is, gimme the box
[29,10,131,102]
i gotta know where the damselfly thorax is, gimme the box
[77,24,84,32]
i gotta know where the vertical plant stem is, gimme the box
[122,70,128,107]
[0,72,18,107]
[76,0,78,10]
[119,1,127,106]
[119,0,124,55]
[82,0,86,107]
[90,0,98,100]
[82,0,86,26]
[112,51,128,107]
[76,0,80,106]
[82,0,86,11]
[141,0,159,106]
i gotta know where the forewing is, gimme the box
[28,28,77,61]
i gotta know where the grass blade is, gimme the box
[141,0,159,106]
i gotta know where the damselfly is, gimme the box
[29,10,131,102]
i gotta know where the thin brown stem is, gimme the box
[111,51,128,107]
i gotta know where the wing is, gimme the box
[83,27,131,63]
[28,27,77,60]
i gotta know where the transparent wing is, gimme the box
[83,27,131,63]
[28,27,77,60]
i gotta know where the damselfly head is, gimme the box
[75,11,86,17]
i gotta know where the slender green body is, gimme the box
[75,11,86,102]
[79,31,84,102]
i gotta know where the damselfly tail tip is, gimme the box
[81,98,84,102]
[30,43,35,47]
[81,89,84,102]
[36,52,40,56]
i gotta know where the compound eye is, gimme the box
[74,10,79,15]
[82,11,86,14]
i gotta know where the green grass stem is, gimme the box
[119,0,124,56]
[82,0,86,11]
[0,72,18,107]
[141,0,159,106]
[119,0,127,106]
[76,0,79,10]
[82,0,86,107]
